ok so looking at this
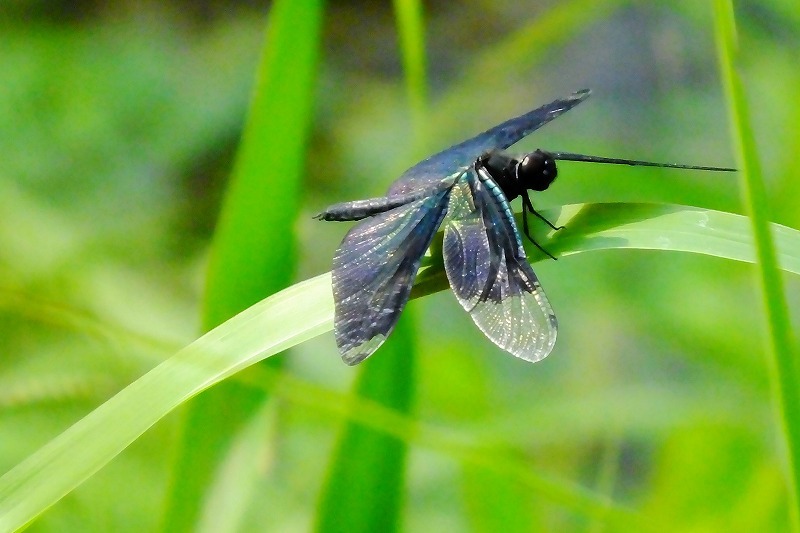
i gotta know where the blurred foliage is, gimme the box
[0,0,798,531]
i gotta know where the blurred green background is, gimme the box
[1,0,799,530]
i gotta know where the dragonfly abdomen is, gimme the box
[316,190,430,221]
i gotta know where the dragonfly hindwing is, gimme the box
[443,171,557,362]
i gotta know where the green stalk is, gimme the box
[713,1,800,528]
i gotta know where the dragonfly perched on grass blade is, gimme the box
[317,89,735,365]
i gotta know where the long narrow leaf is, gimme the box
[713,3,800,528]
[2,203,800,530]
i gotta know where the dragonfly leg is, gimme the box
[521,197,557,261]
[522,193,563,230]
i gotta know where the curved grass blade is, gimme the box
[412,203,800,298]
[2,203,800,530]
[551,203,800,265]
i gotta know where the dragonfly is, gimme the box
[317,89,735,365]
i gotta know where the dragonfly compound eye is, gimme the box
[519,149,558,191]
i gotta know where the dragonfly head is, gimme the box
[517,149,558,192]
[480,149,558,201]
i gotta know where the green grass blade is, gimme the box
[713,2,800,528]
[200,0,321,332]
[2,203,800,529]
[315,2,426,531]
[550,203,800,264]
[413,203,800,297]
[314,332,416,532]
[392,0,427,126]
[161,0,323,529]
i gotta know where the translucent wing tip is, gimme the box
[554,89,591,112]
[515,312,558,363]
[482,304,558,364]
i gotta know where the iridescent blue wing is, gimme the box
[443,171,557,362]
[332,186,453,365]
[388,89,590,197]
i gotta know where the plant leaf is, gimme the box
[2,203,800,530]
[714,1,800,529]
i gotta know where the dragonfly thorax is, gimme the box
[481,149,558,201]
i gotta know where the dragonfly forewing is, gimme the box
[388,89,591,197]
[332,188,452,364]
